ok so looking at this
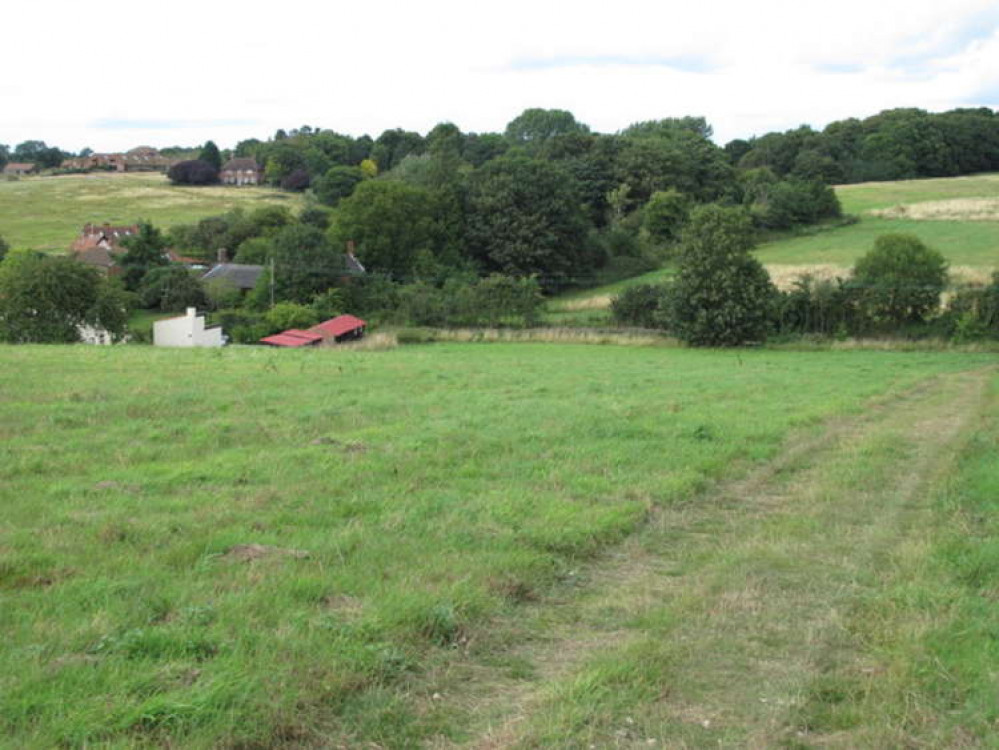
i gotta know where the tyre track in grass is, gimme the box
[430,367,994,749]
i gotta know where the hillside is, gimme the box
[756,172,999,281]
[0,172,303,252]
[1,343,996,747]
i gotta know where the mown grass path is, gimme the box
[440,367,995,749]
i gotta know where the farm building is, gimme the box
[312,315,366,343]
[260,329,323,348]
[3,162,37,176]
[153,308,224,348]
[68,223,140,275]
[260,316,367,348]
[220,158,263,186]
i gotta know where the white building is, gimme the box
[153,308,224,348]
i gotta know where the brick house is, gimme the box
[3,162,37,176]
[219,158,263,186]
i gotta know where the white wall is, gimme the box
[153,308,224,348]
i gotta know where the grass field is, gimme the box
[1,343,996,747]
[757,173,999,270]
[0,173,303,252]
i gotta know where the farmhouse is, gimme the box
[3,162,36,176]
[68,223,140,275]
[220,158,263,186]
[153,307,224,347]
[61,147,174,173]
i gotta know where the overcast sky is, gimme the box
[3,0,999,152]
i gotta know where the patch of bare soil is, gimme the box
[223,543,310,562]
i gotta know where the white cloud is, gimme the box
[2,0,997,151]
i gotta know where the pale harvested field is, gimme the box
[871,198,999,221]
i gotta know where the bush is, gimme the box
[775,275,861,336]
[611,283,669,328]
[265,302,319,332]
[137,266,208,311]
[852,233,948,327]
[395,275,544,327]
[669,205,777,346]
[280,168,311,192]
[642,189,691,247]
[167,160,219,186]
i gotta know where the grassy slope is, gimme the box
[757,173,999,269]
[0,173,303,252]
[0,343,992,748]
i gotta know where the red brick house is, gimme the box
[220,158,263,186]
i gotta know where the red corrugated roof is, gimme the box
[312,315,366,338]
[260,329,323,347]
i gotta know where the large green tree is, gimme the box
[330,180,443,279]
[0,251,131,342]
[504,108,590,148]
[669,204,777,346]
[198,140,222,170]
[465,155,592,290]
[118,222,169,291]
[267,224,344,304]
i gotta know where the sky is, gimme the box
[3,0,999,153]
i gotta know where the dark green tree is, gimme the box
[198,140,222,170]
[268,224,344,304]
[465,155,592,290]
[852,233,948,327]
[330,180,442,278]
[643,189,691,246]
[137,265,209,311]
[0,234,8,262]
[669,204,776,346]
[504,108,590,147]
[313,165,364,206]
[118,221,169,291]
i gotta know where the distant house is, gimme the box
[220,158,263,186]
[3,162,36,176]
[68,223,140,275]
[61,147,175,173]
[153,307,224,347]
[311,315,366,343]
[201,263,264,292]
[260,329,323,347]
[167,250,208,270]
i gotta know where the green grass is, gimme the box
[0,343,992,747]
[755,216,999,268]
[0,173,303,252]
[757,173,999,271]
[836,172,999,214]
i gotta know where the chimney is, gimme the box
[217,248,229,264]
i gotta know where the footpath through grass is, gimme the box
[0,173,301,252]
[0,344,993,747]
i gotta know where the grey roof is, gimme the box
[344,252,366,275]
[202,263,264,290]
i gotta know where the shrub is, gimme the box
[642,189,691,247]
[611,283,670,328]
[137,266,208,311]
[852,233,948,327]
[280,168,310,192]
[265,302,319,332]
[775,275,861,336]
[167,160,219,186]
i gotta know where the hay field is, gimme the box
[0,172,303,251]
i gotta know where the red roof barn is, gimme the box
[311,315,366,343]
[259,329,323,348]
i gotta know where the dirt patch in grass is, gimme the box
[223,544,310,562]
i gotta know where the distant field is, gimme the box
[1,343,995,747]
[757,173,999,270]
[0,173,303,252]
